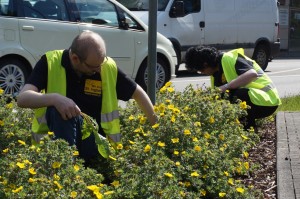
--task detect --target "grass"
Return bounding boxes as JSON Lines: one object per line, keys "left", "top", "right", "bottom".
{"left": 277, "top": 95, "right": 300, "bottom": 111}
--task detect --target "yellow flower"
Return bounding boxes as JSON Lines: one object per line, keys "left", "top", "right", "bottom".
{"left": 236, "top": 118, "right": 240, "bottom": 124}
{"left": 158, "top": 104, "right": 165, "bottom": 113}
{"left": 116, "top": 143, "right": 123, "bottom": 150}
{"left": 159, "top": 86, "right": 167, "bottom": 93}
{"left": 144, "top": 144, "right": 151, "bottom": 152}
{"left": 194, "top": 121, "right": 201, "bottom": 127}
{"left": 70, "top": 191, "right": 77, "bottom": 198}
{"left": 152, "top": 123, "right": 159, "bottom": 129}
{"left": 87, "top": 185, "right": 99, "bottom": 192}
{"left": 47, "top": 131, "right": 54, "bottom": 136}
{"left": 94, "top": 191, "right": 103, "bottom": 199}
{"left": 52, "top": 162, "right": 62, "bottom": 169}
{"left": 204, "top": 132, "right": 210, "bottom": 139}
{"left": 12, "top": 186, "right": 23, "bottom": 193}
{"left": 157, "top": 141, "right": 165, "bottom": 147}
{"left": 167, "top": 87, "right": 175, "bottom": 92}
{"left": 184, "top": 181, "right": 191, "bottom": 187}
{"left": 200, "top": 189, "right": 206, "bottom": 196}
{"left": 174, "top": 150, "right": 179, "bottom": 155}
{"left": 175, "top": 161, "right": 180, "bottom": 166}
{"left": 191, "top": 171, "right": 199, "bottom": 177}
{"left": 23, "top": 160, "right": 32, "bottom": 165}
{"left": 219, "top": 192, "right": 226, "bottom": 197}
{"left": 240, "top": 101, "right": 247, "bottom": 109}
{"left": 54, "top": 181, "right": 63, "bottom": 189}
{"left": 18, "top": 140, "right": 26, "bottom": 145}
{"left": 29, "top": 168, "right": 36, "bottom": 175}
{"left": 219, "top": 134, "right": 225, "bottom": 140}
{"left": 28, "top": 178, "right": 36, "bottom": 183}
{"left": 0, "top": 88, "right": 3, "bottom": 95}
{"left": 2, "top": 148, "right": 9, "bottom": 153}
{"left": 192, "top": 137, "right": 199, "bottom": 142}
{"left": 139, "top": 116, "right": 146, "bottom": 124}
{"left": 180, "top": 191, "right": 185, "bottom": 197}
{"left": 243, "top": 151, "right": 249, "bottom": 158}
{"left": 53, "top": 174, "right": 60, "bottom": 180}
{"left": 6, "top": 103, "right": 13, "bottom": 109}
{"left": 128, "top": 115, "right": 135, "bottom": 120}
{"left": 228, "top": 178, "right": 234, "bottom": 185}
{"left": 209, "top": 116, "right": 215, "bottom": 123}
{"left": 0, "top": 120, "right": 4, "bottom": 126}
{"left": 111, "top": 180, "right": 120, "bottom": 187}
{"left": 171, "top": 138, "right": 179, "bottom": 143}
{"left": 164, "top": 172, "right": 173, "bottom": 178}
{"left": 224, "top": 171, "right": 229, "bottom": 176}
{"left": 244, "top": 162, "right": 250, "bottom": 170}
{"left": 74, "top": 165, "right": 80, "bottom": 172}
{"left": 171, "top": 115, "right": 176, "bottom": 123}
{"left": 165, "top": 81, "right": 172, "bottom": 87}
{"left": 104, "top": 191, "right": 114, "bottom": 195}
{"left": 236, "top": 187, "right": 245, "bottom": 194}
{"left": 183, "top": 129, "right": 191, "bottom": 135}
{"left": 73, "top": 151, "right": 79, "bottom": 156}
{"left": 16, "top": 162, "right": 26, "bottom": 169}
{"left": 128, "top": 140, "right": 135, "bottom": 145}
{"left": 194, "top": 145, "right": 201, "bottom": 152}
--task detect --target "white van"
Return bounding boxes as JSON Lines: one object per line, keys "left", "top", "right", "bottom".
{"left": 119, "top": 0, "right": 280, "bottom": 71}
{"left": 0, "top": 0, "right": 177, "bottom": 95}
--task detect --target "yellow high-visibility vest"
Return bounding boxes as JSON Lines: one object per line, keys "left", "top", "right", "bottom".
{"left": 31, "top": 50, "right": 121, "bottom": 147}
{"left": 211, "top": 48, "right": 281, "bottom": 106}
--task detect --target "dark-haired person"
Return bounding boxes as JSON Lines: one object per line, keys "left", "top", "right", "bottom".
{"left": 185, "top": 46, "right": 281, "bottom": 130}
{"left": 17, "top": 31, "right": 157, "bottom": 162}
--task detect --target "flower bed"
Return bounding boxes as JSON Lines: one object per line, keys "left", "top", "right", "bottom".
{"left": 0, "top": 83, "right": 263, "bottom": 198}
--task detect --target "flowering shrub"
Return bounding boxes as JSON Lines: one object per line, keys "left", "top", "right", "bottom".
{"left": 0, "top": 83, "right": 263, "bottom": 198}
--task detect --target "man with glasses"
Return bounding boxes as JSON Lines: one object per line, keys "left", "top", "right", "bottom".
{"left": 17, "top": 31, "right": 157, "bottom": 163}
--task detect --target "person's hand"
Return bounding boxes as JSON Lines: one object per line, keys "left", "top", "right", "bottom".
{"left": 219, "top": 84, "right": 228, "bottom": 93}
{"left": 53, "top": 94, "right": 81, "bottom": 120}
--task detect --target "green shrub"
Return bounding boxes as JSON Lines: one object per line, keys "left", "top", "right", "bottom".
{"left": 0, "top": 83, "right": 263, "bottom": 198}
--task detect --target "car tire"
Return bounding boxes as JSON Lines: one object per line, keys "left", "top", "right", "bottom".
{"left": 136, "top": 57, "right": 170, "bottom": 91}
{"left": 253, "top": 44, "right": 269, "bottom": 71}
{"left": 0, "top": 58, "right": 29, "bottom": 96}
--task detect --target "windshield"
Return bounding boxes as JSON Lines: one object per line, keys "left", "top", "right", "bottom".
{"left": 117, "top": 0, "right": 170, "bottom": 11}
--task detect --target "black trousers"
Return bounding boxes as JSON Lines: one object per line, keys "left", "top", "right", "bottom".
{"left": 229, "top": 88, "right": 278, "bottom": 130}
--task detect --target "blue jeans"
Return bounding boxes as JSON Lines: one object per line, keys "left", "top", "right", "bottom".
{"left": 46, "top": 106, "right": 99, "bottom": 160}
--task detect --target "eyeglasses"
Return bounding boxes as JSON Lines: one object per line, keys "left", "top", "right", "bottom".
{"left": 82, "top": 56, "right": 108, "bottom": 69}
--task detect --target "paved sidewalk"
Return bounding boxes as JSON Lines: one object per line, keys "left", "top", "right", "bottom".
{"left": 277, "top": 111, "right": 300, "bottom": 199}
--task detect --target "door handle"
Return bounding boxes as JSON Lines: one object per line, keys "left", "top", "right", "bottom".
{"left": 22, "top": 26, "right": 34, "bottom": 31}
{"left": 199, "top": 21, "right": 205, "bottom": 28}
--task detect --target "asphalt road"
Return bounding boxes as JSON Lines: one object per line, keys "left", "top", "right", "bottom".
{"left": 173, "top": 58, "right": 300, "bottom": 98}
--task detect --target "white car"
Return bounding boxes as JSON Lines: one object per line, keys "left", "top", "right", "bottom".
{"left": 0, "top": 0, "right": 177, "bottom": 95}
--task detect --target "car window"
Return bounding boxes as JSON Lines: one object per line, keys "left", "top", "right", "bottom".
{"left": 22, "top": 0, "right": 69, "bottom": 21}
{"left": 75, "top": 0, "right": 119, "bottom": 27}
{"left": 0, "top": 0, "right": 16, "bottom": 16}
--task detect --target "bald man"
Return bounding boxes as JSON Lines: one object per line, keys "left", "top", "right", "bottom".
{"left": 17, "top": 31, "right": 156, "bottom": 161}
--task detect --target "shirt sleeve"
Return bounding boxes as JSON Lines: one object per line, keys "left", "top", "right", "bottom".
{"left": 26, "top": 55, "right": 48, "bottom": 92}
{"left": 235, "top": 54, "right": 254, "bottom": 76}
{"left": 116, "top": 68, "right": 137, "bottom": 101}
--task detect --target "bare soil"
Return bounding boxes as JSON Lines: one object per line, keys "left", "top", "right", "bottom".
{"left": 243, "top": 120, "right": 277, "bottom": 199}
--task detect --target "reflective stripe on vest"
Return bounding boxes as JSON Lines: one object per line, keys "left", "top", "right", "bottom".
{"left": 220, "top": 48, "right": 281, "bottom": 106}
{"left": 32, "top": 50, "right": 66, "bottom": 134}
{"left": 100, "top": 57, "right": 121, "bottom": 142}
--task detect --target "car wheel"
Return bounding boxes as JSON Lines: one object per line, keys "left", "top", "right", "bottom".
{"left": 136, "top": 57, "right": 170, "bottom": 91}
{"left": 0, "top": 59, "right": 29, "bottom": 96}
{"left": 253, "top": 44, "right": 269, "bottom": 71}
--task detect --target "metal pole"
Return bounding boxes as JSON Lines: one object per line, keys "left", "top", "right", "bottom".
{"left": 147, "top": 0, "right": 157, "bottom": 104}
